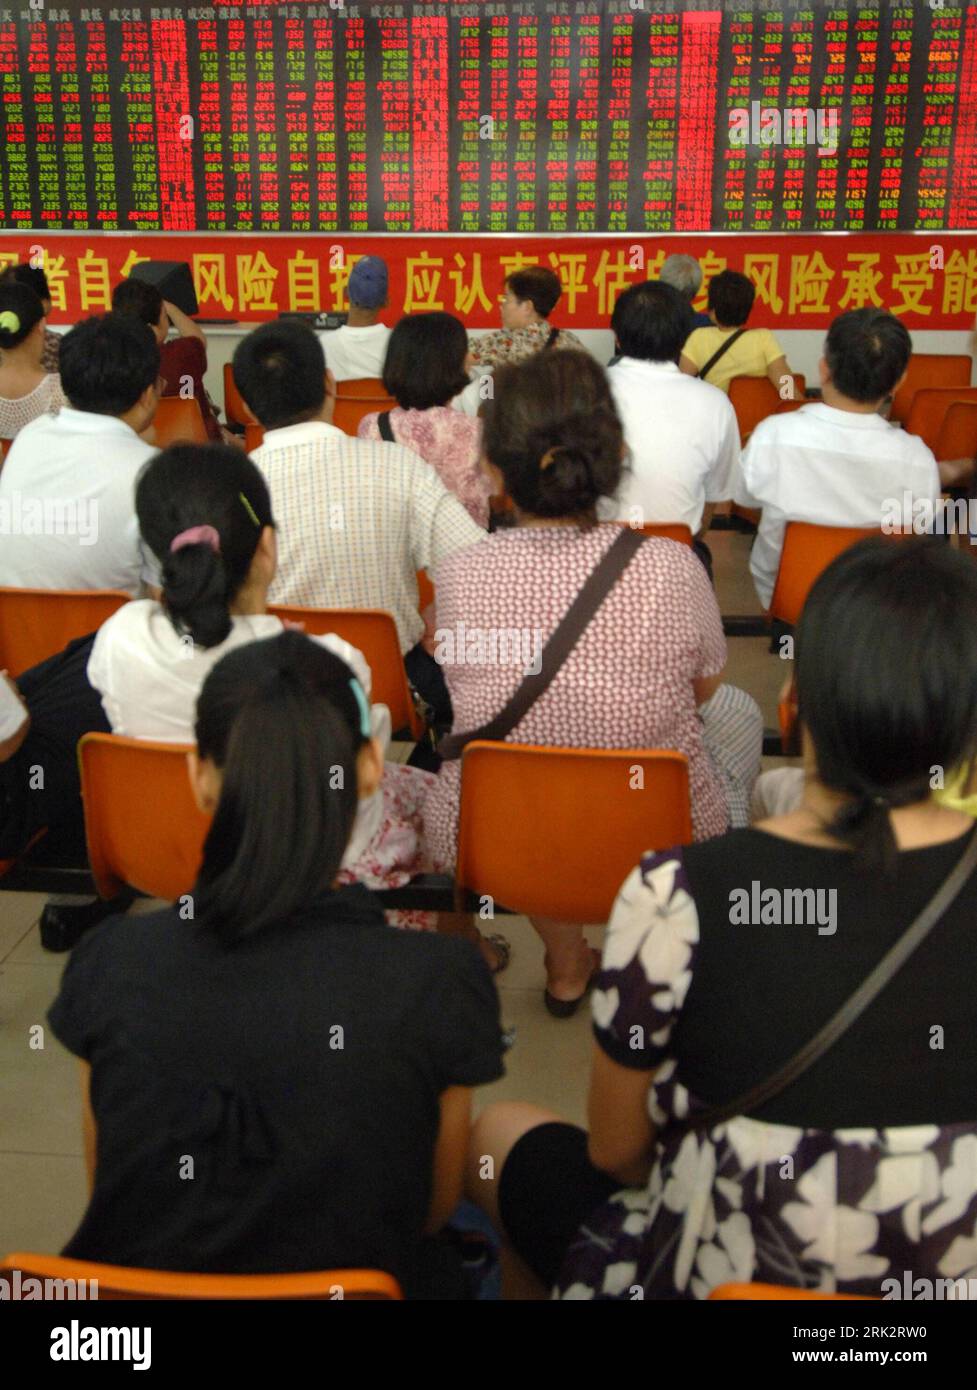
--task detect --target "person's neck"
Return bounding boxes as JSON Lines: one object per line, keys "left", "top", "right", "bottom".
{"left": 819, "top": 384, "right": 884, "bottom": 415}
{"left": 764, "top": 773, "right": 973, "bottom": 851}
{"left": 229, "top": 583, "right": 268, "bottom": 618}
{"left": 347, "top": 307, "right": 380, "bottom": 328}
{"left": 513, "top": 509, "right": 586, "bottom": 529}
{"left": 0, "top": 347, "right": 43, "bottom": 379}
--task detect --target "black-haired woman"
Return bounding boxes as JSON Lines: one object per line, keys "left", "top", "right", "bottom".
{"left": 49, "top": 631, "right": 505, "bottom": 1296}
{"left": 470, "top": 537, "right": 977, "bottom": 1299}
{"left": 358, "top": 312, "right": 492, "bottom": 527}
{"left": 0, "top": 280, "right": 65, "bottom": 438}
{"left": 424, "top": 350, "right": 762, "bottom": 1009}
{"left": 87, "top": 444, "right": 436, "bottom": 920}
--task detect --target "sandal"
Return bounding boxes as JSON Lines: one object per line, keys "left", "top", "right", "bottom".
{"left": 479, "top": 932, "right": 512, "bottom": 976}
{"left": 543, "top": 947, "right": 601, "bottom": 1019}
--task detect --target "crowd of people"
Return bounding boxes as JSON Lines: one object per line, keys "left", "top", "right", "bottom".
{"left": 1, "top": 250, "right": 975, "bottom": 1301}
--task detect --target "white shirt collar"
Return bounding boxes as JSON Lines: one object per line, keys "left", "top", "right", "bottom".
{"left": 260, "top": 417, "right": 345, "bottom": 450}
{"left": 615, "top": 357, "right": 682, "bottom": 376}
{"left": 55, "top": 406, "right": 142, "bottom": 438}
{"left": 804, "top": 401, "right": 892, "bottom": 430}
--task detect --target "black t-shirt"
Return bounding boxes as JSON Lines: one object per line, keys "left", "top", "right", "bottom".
{"left": 48, "top": 884, "right": 504, "bottom": 1293}
{"left": 672, "top": 827, "right": 977, "bottom": 1129}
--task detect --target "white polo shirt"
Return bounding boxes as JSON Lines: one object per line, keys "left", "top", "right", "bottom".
{"left": 735, "top": 402, "right": 942, "bottom": 608}
{"left": 251, "top": 419, "right": 483, "bottom": 652}
{"left": 318, "top": 323, "right": 391, "bottom": 383}
{"left": 600, "top": 357, "right": 740, "bottom": 532}
{"left": 0, "top": 407, "right": 156, "bottom": 595}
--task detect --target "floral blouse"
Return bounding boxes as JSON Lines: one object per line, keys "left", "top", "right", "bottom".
{"left": 558, "top": 843, "right": 977, "bottom": 1299}
{"left": 468, "top": 319, "right": 587, "bottom": 369}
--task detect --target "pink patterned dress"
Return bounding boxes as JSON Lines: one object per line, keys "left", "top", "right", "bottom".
{"left": 423, "top": 524, "right": 729, "bottom": 869}
{"left": 358, "top": 406, "right": 491, "bottom": 528}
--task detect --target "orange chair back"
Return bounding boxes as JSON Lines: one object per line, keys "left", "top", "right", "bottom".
{"left": 614, "top": 522, "right": 693, "bottom": 547}
{"left": 244, "top": 422, "right": 265, "bottom": 452}
{"left": 79, "top": 734, "right": 210, "bottom": 902}
{"left": 728, "top": 373, "right": 806, "bottom": 445}
{"left": 267, "top": 605, "right": 423, "bottom": 738}
{"left": 333, "top": 378, "right": 396, "bottom": 436}
{"left": 709, "top": 1282, "right": 873, "bottom": 1301}
{"left": 455, "top": 742, "right": 692, "bottom": 921}
{"left": 0, "top": 437, "right": 11, "bottom": 463}
{"left": 0, "top": 587, "right": 130, "bottom": 678}
{"left": 768, "top": 522, "right": 884, "bottom": 627}
{"left": 153, "top": 395, "right": 209, "bottom": 446}
{"left": 1, "top": 1253, "right": 401, "bottom": 1301}
{"left": 935, "top": 399, "right": 977, "bottom": 463}
{"left": 890, "top": 352, "right": 972, "bottom": 425}
{"left": 223, "top": 361, "right": 255, "bottom": 428}
{"left": 904, "top": 386, "right": 977, "bottom": 456}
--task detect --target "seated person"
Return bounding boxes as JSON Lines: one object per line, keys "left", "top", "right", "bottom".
{"left": 471, "top": 536, "right": 977, "bottom": 1299}
{"left": 680, "top": 269, "right": 791, "bottom": 395}
{"left": 358, "top": 312, "right": 492, "bottom": 528}
{"left": 234, "top": 319, "right": 483, "bottom": 727}
{"left": 111, "top": 277, "right": 223, "bottom": 442}
{"left": 468, "top": 266, "right": 586, "bottom": 370}
{"left": 599, "top": 281, "right": 739, "bottom": 545}
{"left": 735, "top": 307, "right": 941, "bottom": 609}
{"left": 423, "top": 350, "right": 762, "bottom": 1010}
{"left": 0, "top": 312, "right": 158, "bottom": 595}
{"left": 0, "top": 280, "right": 65, "bottom": 438}
{"left": 317, "top": 256, "right": 392, "bottom": 382}
{"left": 48, "top": 630, "right": 505, "bottom": 1298}
{"left": 0, "top": 262, "right": 61, "bottom": 371}
{"left": 659, "top": 253, "right": 712, "bottom": 329}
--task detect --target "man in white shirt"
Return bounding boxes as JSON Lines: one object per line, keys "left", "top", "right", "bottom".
{"left": 317, "top": 256, "right": 392, "bottom": 383}
{"left": 0, "top": 313, "right": 159, "bottom": 595}
{"left": 735, "top": 307, "right": 942, "bottom": 609}
{"left": 600, "top": 280, "right": 739, "bottom": 544}
{"left": 233, "top": 318, "right": 483, "bottom": 730}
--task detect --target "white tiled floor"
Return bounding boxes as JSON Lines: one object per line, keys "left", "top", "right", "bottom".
{"left": 0, "top": 531, "right": 794, "bottom": 1257}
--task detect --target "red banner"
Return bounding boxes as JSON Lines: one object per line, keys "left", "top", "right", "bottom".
{"left": 1, "top": 234, "right": 975, "bottom": 331}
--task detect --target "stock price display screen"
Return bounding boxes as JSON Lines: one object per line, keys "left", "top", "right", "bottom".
{"left": 1, "top": 0, "right": 976, "bottom": 233}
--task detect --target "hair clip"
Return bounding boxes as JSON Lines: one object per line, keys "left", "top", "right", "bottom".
{"left": 239, "top": 492, "right": 261, "bottom": 527}
{"left": 539, "top": 447, "right": 559, "bottom": 471}
{"left": 0, "top": 309, "right": 21, "bottom": 334}
{"left": 348, "top": 677, "right": 372, "bottom": 739}
{"left": 170, "top": 524, "right": 221, "bottom": 555}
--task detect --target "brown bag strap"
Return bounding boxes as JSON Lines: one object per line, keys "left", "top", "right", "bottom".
{"left": 377, "top": 411, "right": 395, "bottom": 443}
{"left": 672, "top": 825, "right": 977, "bottom": 1138}
{"left": 696, "top": 327, "right": 747, "bottom": 382}
{"left": 438, "top": 526, "right": 645, "bottom": 761}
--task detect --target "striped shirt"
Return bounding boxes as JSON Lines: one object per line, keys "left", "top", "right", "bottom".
{"left": 251, "top": 419, "right": 484, "bottom": 652}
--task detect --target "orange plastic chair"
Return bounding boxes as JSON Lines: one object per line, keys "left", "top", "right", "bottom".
{"left": 768, "top": 522, "right": 885, "bottom": 627}
{"left": 333, "top": 378, "right": 396, "bottom": 437}
{"left": 935, "top": 399, "right": 977, "bottom": 463}
{"left": 455, "top": 743, "right": 692, "bottom": 921}
{"left": 0, "top": 437, "right": 12, "bottom": 463}
{"left": 614, "top": 521, "right": 693, "bottom": 547}
{"left": 710, "top": 1282, "right": 873, "bottom": 1301}
{"left": 266, "top": 605, "right": 424, "bottom": 738}
{"left": 153, "top": 395, "right": 209, "bottom": 446}
{"left": 728, "top": 373, "right": 806, "bottom": 445}
{"left": 244, "top": 422, "right": 265, "bottom": 452}
{"left": 223, "top": 361, "right": 255, "bottom": 428}
{"left": 903, "top": 386, "right": 977, "bottom": 456}
{"left": 890, "top": 352, "right": 972, "bottom": 425}
{"left": 0, "top": 587, "right": 130, "bottom": 677}
{"left": 1, "top": 1252, "right": 401, "bottom": 1301}
{"left": 79, "top": 734, "right": 211, "bottom": 902}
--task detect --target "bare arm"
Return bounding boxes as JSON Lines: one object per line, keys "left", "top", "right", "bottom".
{"left": 80, "top": 1061, "right": 96, "bottom": 1193}
{"left": 765, "top": 356, "right": 793, "bottom": 396}
{"left": 693, "top": 669, "right": 724, "bottom": 706}
{"left": 163, "top": 300, "right": 206, "bottom": 347}
{"left": 679, "top": 353, "right": 699, "bottom": 377}
{"left": 424, "top": 1085, "right": 472, "bottom": 1235}
{"left": 587, "top": 1045, "right": 657, "bottom": 1187}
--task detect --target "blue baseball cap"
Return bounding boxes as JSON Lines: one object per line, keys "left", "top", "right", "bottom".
{"left": 348, "top": 256, "right": 388, "bottom": 309}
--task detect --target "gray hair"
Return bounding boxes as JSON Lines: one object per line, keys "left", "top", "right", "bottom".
{"left": 659, "top": 254, "right": 703, "bottom": 303}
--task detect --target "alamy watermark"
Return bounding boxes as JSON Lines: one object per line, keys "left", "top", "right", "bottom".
{"left": 882, "top": 492, "right": 977, "bottom": 539}
{"left": 433, "top": 624, "right": 543, "bottom": 676}
{"left": 728, "top": 101, "right": 839, "bottom": 151}
{"left": 0, "top": 493, "right": 98, "bottom": 545}
{"left": 729, "top": 883, "right": 837, "bottom": 936}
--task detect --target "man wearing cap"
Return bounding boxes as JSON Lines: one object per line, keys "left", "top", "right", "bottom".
{"left": 319, "top": 256, "right": 392, "bottom": 382}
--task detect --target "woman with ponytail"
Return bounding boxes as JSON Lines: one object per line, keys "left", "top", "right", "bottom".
{"left": 0, "top": 280, "right": 65, "bottom": 438}
{"left": 423, "top": 350, "right": 762, "bottom": 1013}
{"left": 469, "top": 536, "right": 977, "bottom": 1301}
{"left": 87, "top": 443, "right": 439, "bottom": 914}
{"left": 49, "top": 632, "right": 505, "bottom": 1295}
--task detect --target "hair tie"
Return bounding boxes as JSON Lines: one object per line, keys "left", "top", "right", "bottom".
{"left": 170, "top": 525, "right": 221, "bottom": 555}
{"left": 0, "top": 309, "right": 20, "bottom": 334}
{"left": 348, "top": 677, "right": 372, "bottom": 738}
{"left": 239, "top": 492, "right": 260, "bottom": 527}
